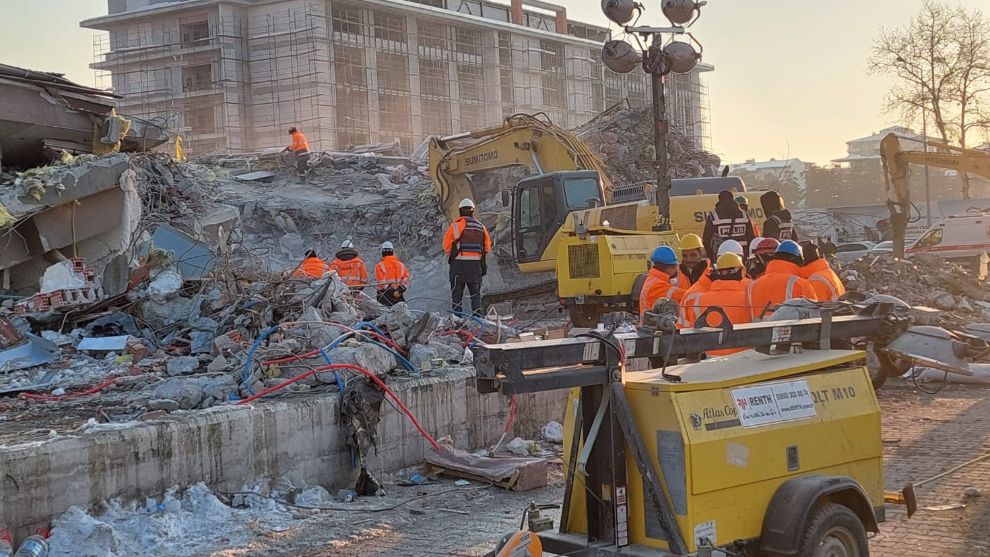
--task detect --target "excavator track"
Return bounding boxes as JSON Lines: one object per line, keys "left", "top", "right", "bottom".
{"left": 483, "top": 278, "right": 558, "bottom": 306}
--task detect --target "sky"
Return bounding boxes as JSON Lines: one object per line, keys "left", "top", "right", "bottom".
{"left": 1, "top": 0, "right": 986, "bottom": 165}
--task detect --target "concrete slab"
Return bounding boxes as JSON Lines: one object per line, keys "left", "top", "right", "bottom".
{"left": 0, "top": 368, "right": 566, "bottom": 538}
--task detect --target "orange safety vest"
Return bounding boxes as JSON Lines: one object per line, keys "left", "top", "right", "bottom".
{"left": 290, "top": 131, "right": 310, "bottom": 153}
{"left": 294, "top": 256, "right": 329, "bottom": 279}
{"left": 684, "top": 279, "right": 753, "bottom": 356}
{"left": 746, "top": 260, "right": 819, "bottom": 320}
{"left": 329, "top": 257, "right": 368, "bottom": 288}
{"left": 443, "top": 216, "right": 492, "bottom": 261}
{"left": 375, "top": 255, "right": 410, "bottom": 290}
{"left": 800, "top": 259, "right": 846, "bottom": 302}
{"left": 639, "top": 268, "right": 684, "bottom": 319}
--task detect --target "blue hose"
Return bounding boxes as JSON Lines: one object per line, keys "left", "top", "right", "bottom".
{"left": 242, "top": 325, "right": 280, "bottom": 395}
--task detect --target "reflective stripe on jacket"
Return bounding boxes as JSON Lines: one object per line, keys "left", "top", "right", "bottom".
{"left": 330, "top": 257, "right": 369, "bottom": 287}
{"left": 639, "top": 268, "right": 684, "bottom": 319}
{"left": 687, "top": 279, "right": 753, "bottom": 356}
{"left": 800, "top": 259, "right": 846, "bottom": 302}
{"left": 746, "top": 259, "right": 818, "bottom": 320}
{"left": 375, "top": 255, "right": 410, "bottom": 290}
{"left": 443, "top": 216, "right": 492, "bottom": 261}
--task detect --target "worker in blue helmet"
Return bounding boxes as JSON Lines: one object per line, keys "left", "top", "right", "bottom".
{"left": 746, "top": 240, "right": 819, "bottom": 320}
{"left": 639, "top": 245, "right": 685, "bottom": 320}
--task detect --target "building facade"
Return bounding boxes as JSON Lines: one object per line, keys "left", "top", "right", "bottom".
{"left": 82, "top": 0, "right": 713, "bottom": 156}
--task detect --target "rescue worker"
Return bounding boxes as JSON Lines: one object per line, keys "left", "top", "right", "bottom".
{"left": 283, "top": 126, "right": 310, "bottom": 182}
{"left": 293, "top": 249, "right": 329, "bottom": 279}
{"left": 746, "top": 237, "right": 780, "bottom": 279}
{"left": 442, "top": 198, "right": 492, "bottom": 315}
{"left": 760, "top": 191, "right": 798, "bottom": 241}
{"left": 735, "top": 195, "right": 761, "bottom": 236}
{"left": 374, "top": 241, "right": 410, "bottom": 306}
{"left": 799, "top": 241, "right": 846, "bottom": 302}
{"left": 328, "top": 240, "right": 368, "bottom": 289}
{"left": 703, "top": 190, "right": 757, "bottom": 261}
{"left": 677, "top": 233, "right": 710, "bottom": 290}
{"left": 746, "top": 240, "right": 818, "bottom": 320}
{"left": 639, "top": 246, "right": 684, "bottom": 320}
{"left": 684, "top": 252, "right": 753, "bottom": 356}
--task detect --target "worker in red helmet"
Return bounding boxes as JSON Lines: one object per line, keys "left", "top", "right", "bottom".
{"left": 283, "top": 126, "right": 311, "bottom": 182}
{"left": 746, "top": 237, "right": 780, "bottom": 279}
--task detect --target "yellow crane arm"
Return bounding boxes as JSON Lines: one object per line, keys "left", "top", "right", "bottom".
{"left": 428, "top": 114, "right": 612, "bottom": 221}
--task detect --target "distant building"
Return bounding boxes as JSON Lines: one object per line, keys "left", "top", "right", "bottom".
{"left": 728, "top": 158, "right": 807, "bottom": 205}
{"left": 81, "top": 0, "right": 714, "bottom": 156}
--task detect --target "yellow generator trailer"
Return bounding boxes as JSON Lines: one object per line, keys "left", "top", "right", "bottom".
{"left": 474, "top": 303, "right": 940, "bottom": 557}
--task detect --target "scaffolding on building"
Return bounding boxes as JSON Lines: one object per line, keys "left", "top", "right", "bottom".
{"left": 91, "top": 0, "right": 711, "bottom": 156}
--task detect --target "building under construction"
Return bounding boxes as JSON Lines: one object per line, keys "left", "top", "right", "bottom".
{"left": 82, "top": 0, "right": 713, "bottom": 156}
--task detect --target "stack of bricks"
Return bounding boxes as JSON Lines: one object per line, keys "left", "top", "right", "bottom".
{"left": 14, "top": 258, "right": 104, "bottom": 314}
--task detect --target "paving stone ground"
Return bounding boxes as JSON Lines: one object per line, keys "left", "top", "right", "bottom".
{"left": 216, "top": 379, "right": 990, "bottom": 556}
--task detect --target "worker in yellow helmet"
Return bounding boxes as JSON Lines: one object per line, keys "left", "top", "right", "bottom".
{"left": 677, "top": 233, "right": 710, "bottom": 290}
{"left": 682, "top": 252, "right": 753, "bottom": 356}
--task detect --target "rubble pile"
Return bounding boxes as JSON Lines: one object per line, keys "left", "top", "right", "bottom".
{"left": 574, "top": 104, "right": 722, "bottom": 185}
{"left": 838, "top": 253, "right": 990, "bottom": 323}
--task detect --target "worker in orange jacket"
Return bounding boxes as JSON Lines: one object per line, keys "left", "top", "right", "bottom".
{"left": 679, "top": 239, "right": 744, "bottom": 325}
{"left": 375, "top": 241, "right": 410, "bottom": 306}
{"left": 293, "top": 249, "right": 329, "bottom": 279}
{"left": 639, "top": 246, "right": 685, "bottom": 321}
{"left": 328, "top": 240, "right": 368, "bottom": 289}
{"left": 283, "top": 126, "right": 311, "bottom": 182}
{"left": 683, "top": 252, "right": 753, "bottom": 356}
{"left": 746, "top": 240, "right": 819, "bottom": 320}
{"left": 442, "top": 198, "right": 492, "bottom": 315}
{"left": 799, "top": 241, "right": 846, "bottom": 302}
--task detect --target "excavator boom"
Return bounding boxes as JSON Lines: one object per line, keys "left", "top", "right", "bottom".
{"left": 880, "top": 132, "right": 990, "bottom": 257}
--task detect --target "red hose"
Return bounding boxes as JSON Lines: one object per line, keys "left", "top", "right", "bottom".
{"left": 20, "top": 376, "right": 124, "bottom": 401}
{"left": 504, "top": 396, "right": 517, "bottom": 434}
{"left": 237, "top": 363, "right": 440, "bottom": 451}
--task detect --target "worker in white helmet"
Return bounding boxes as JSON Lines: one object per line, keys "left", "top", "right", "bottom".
{"left": 328, "top": 239, "right": 368, "bottom": 289}
{"left": 442, "top": 198, "right": 492, "bottom": 315}
{"left": 374, "top": 241, "right": 410, "bottom": 306}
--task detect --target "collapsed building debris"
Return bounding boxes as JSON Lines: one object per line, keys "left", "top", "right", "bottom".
{"left": 574, "top": 102, "right": 723, "bottom": 186}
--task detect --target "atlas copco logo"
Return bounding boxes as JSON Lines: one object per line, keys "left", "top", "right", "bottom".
{"left": 736, "top": 398, "right": 748, "bottom": 410}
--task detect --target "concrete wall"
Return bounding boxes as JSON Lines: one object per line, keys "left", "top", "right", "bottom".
{"left": 0, "top": 369, "right": 566, "bottom": 537}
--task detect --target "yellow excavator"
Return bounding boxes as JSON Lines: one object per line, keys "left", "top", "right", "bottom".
{"left": 429, "top": 113, "right": 762, "bottom": 326}
{"left": 880, "top": 132, "right": 990, "bottom": 258}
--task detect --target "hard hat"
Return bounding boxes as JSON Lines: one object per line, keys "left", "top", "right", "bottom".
{"left": 735, "top": 195, "right": 748, "bottom": 206}
{"left": 716, "top": 252, "right": 744, "bottom": 270}
{"left": 650, "top": 246, "right": 679, "bottom": 265}
{"left": 755, "top": 237, "right": 781, "bottom": 254}
{"left": 459, "top": 198, "right": 476, "bottom": 209}
{"left": 749, "top": 237, "right": 765, "bottom": 256}
{"left": 716, "top": 239, "right": 744, "bottom": 258}
{"left": 679, "top": 233, "right": 703, "bottom": 251}
{"left": 776, "top": 240, "right": 803, "bottom": 258}
{"left": 381, "top": 241, "right": 395, "bottom": 251}
{"left": 650, "top": 246, "right": 677, "bottom": 265}
{"left": 341, "top": 240, "right": 354, "bottom": 249}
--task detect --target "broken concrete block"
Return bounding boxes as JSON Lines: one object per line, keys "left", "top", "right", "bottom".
{"left": 141, "top": 295, "right": 201, "bottom": 329}
{"left": 189, "top": 331, "right": 213, "bottom": 354}
{"left": 408, "top": 344, "right": 440, "bottom": 370}
{"left": 207, "top": 354, "right": 232, "bottom": 373}
{"left": 151, "top": 378, "right": 203, "bottom": 409}
{"left": 317, "top": 343, "right": 396, "bottom": 382}
{"left": 277, "top": 232, "right": 305, "bottom": 256}
{"left": 926, "top": 289, "right": 956, "bottom": 310}
{"left": 201, "top": 375, "right": 237, "bottom": 404}
{"left": 148, "top": 270, "right": 182, "bottom": 303}
{"left": 166, "top": 356, "right": 200, "bottom": 376}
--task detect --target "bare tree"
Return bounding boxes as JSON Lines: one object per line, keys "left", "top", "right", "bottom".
{"left": 870, "top": 0, "right": 990, "bottom": 198}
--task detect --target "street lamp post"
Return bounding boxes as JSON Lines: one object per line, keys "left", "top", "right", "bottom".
{"left": 601, "top": 0, "right": 706, "bottom": 231}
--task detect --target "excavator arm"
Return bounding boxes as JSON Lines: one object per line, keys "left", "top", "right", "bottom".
{"left": 428, "top": 114, "right": 612, "bottom": 222}
{"left": 880, "top": 132, "right": 990, "bottom": 257}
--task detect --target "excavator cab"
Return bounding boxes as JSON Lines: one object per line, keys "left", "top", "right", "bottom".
{"left": 512, "top": 170, "right": 605, "bottom": 264}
